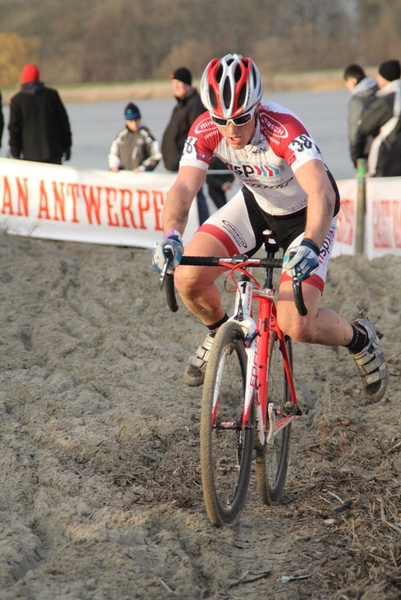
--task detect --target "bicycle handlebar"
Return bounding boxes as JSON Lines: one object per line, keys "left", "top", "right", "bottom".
{"left": 163, "top": 254, "right": 308, "bottom": 316}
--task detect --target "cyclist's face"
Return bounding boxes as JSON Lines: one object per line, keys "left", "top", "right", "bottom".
{"left": 214, "top": 115, "right": 256, "bottom": 149}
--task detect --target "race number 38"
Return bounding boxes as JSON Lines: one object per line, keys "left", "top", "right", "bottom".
{"left": 289, "top": 134, "right": 314, "bottom": 153}
{"left": 184, "top": 136, "right": 198, "bottom": 159}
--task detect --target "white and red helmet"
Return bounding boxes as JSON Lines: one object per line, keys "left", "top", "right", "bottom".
{"left": 200, "top": 54, "right": 263, "bottom": 119}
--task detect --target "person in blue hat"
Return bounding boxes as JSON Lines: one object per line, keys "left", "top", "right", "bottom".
{"left": 108, "top": 102, "right": 161, "bottom": 172}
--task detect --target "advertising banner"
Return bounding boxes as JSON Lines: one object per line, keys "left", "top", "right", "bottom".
{"left": 0, "top": 158, "right": 199, "bottom": 247}
{"left": 365, "top": 177, "right": 401, "bottom": 259}
{"left": 0, "top": 158, "right": 400, "bottom": 258}
{"left": 333, "top": 179, "right": 356, "bottom": 257}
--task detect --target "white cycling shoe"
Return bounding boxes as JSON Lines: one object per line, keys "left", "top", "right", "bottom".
{"left": 183, "top": 332, "right": 215, "bottom": 387}
{"left": 350, "top": 318, "right": 389, "bottom": 403}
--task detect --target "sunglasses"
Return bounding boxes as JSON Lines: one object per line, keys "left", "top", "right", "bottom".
{"left": 211, "top": 108, "right": 255, "bottom": 128}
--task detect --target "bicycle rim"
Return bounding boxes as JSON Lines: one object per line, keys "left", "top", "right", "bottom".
{"left": 256, "top": 332, "right": 292, "bottom": 505}
{"left": 200, "top": 321, "right": 254, "bottom": 527}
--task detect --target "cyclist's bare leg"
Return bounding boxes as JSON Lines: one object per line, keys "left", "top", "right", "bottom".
{"left": 277, "top": 280, "right": 353, "bottom": 346}
{"left": 175, "top": 232, "right": 231, "bottom": 387}
{"left": 277, "top": 279, "right": 388, "bottom": 401}
{"left": 174, "top": 232, "right": 227, "bottom": 326}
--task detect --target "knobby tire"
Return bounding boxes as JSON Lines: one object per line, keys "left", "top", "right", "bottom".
{"left": 200, "top": 321, "right": 254, "bottom": 527}
{"left": 255, "top": 332, "right": 292, "bottom": 505}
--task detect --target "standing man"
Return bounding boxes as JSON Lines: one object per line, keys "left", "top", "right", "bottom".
{"left": 108, "top": 102, "right": 161, "bottom": 172}
{"left": 358, "top": 59, "right": 401, "bottom": 177}
{"left": 152, "top": 54, "right": 388, "bottom": 403}
{"left": 343, "top": 63, "right": 378, "bottom": 167}
{"left": 8, "top": 64, "right": 72, "bottom": 164}
{"left": 161, "top": 67, "right": 209, "bottom": 224}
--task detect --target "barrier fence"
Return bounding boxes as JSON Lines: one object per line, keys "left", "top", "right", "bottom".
{"left": 0, "top": 157, "right": 400, "bottom": 259}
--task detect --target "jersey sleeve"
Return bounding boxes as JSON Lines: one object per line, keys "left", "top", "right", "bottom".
{"left": 179, "top": 114, "right": 218, "bottom": 171}
{"left": 284, "top": 130, "right": 324, "bottom": 172}
{"left": 261, "top": 104, "right": 324, "bottom": 172}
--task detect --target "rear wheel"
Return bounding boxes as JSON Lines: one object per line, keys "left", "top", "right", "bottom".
{"left": 200, "top": 321, "right": 254, "bottom": 527}
{"left": 256, "top": 332, "right": 292, "bottom": 505}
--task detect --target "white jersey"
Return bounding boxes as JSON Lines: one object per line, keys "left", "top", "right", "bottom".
{"left": 180, "top": 102, "right": 326, "bottom": 216}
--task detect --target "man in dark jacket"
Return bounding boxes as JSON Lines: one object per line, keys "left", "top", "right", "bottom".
{"left": 358, "top": 59, "right": 401, "bottom": 177}
{"left": 206, "top": 157, "right": 235, "bottom": 209}
{"left": 344, "top": 63, "right": 378, "bottom": 167}
{"left": 161, "top": 67, "right": 209, "bottom": 224}
{"left": 8, "top": 64, "right": 72, "bottom": 164}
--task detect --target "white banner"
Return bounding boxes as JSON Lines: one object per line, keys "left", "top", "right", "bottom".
{"left": 333, "top": 179, "right": 356, "bottom": 257}
{"left": 0, "top": 158, "right": 400, "bottom": 258}
{"left": 366, "top": 177, "right": 401, "bottom": 259}
{"left": 0, "top": 158, "right": 199, "bottom": 246}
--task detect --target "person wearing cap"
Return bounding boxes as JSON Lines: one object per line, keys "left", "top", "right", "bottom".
{"left": 108, "top": 102, "right": 161, "bottom": 173}
{"left": 8, "top": 64, "right": 72, "bottom": 164}
{"left": 358, "top": 59, "right": 401, "bottom": 177}
{"left": 161, "top": 66, "right": 209, "bottom": 224}
{"left": 343, "top": 63, "right": 378, "bottom": 167}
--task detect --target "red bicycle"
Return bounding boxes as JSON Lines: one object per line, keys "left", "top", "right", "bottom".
{"left": 163, "top": 232, "right": 304, "bottom": 527}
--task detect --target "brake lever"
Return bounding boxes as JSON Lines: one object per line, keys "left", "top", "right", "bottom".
{"left": 159, "top": 245, "right": 174, "bottom": 290}
{"left": 159, "top": 258, "right": 171, "bottom": 290}
{"left": 293, "top": 277, "right": 308, "bottom": 316}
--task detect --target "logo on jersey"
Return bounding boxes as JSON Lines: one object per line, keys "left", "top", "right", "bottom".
{"left": 259, "top": 112, "right": 288, "bottom": 139}
{"left": 319, "top": 226, "right": 336, "bottom": 262}
{"left": 227, "top": 162, "right": 283, "bottom": 179}
{"left": 194, "top": 116, "right": 215, "bottom": 134}
{"left": 222, "top": 220, "right": 247, "bottom": 248}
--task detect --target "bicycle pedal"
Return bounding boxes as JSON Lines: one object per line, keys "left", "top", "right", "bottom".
{"left": 280, "top": 402, "right": 303, "bottom": 417}
{"left": 377, "top": 331, "right": 384, "bottom": 340}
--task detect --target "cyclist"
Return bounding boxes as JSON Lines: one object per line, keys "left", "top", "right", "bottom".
{"left": 152, "top": 54, "right": 388, "bottom": 403}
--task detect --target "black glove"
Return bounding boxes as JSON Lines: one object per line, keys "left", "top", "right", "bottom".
{"left": 63, "top": 148, "right": 71, "bottom": 161}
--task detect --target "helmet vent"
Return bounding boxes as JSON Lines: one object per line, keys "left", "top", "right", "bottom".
{"left": 238, "top": 83, "right": 247, "bottom": 109}
{"left": 223, "top": 77, "right": 232, "bottom": 109}
{"left": 215, "top": 64, "right": 223, "bottom": 83}
{"left": 234, "top": 64, "right": 242, "bottom": 82}
{"left": 251, "top": 65, "right": 258, "bottom": 87}
{"left": 209, "top": 86, "right": 218, "bottom": 109}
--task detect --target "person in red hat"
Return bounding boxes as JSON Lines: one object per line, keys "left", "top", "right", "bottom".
{"left": 8, "top": 64, "right": 72, "bottom": 164}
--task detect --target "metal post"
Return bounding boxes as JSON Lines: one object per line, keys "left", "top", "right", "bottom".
{"left": 355, "top": 158, "right": 367, "bottom": 254}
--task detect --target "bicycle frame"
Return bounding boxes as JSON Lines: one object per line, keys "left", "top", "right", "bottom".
{"left": 232, "top": 275, "right": 298, "bottom": 448}
{"left": 163, "top": 245, "right": 304, "bottom": 448}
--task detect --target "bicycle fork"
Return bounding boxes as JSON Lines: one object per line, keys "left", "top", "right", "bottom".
{"left": 230, "top": 274, "right": 259, "bottom": 436}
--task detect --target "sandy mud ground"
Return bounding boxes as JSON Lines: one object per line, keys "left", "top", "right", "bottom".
{"left": 0, "top": 232, "right": 400, "bottom": 599}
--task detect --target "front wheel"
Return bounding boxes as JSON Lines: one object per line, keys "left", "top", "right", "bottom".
{"left": 200, "top": 321, "right": 254, "bottom": 527}
{"left": 255, "top": 332, "right": 292, "bottom": 505}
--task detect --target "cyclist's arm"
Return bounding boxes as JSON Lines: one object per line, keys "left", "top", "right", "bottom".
{"left": 163, "top": 165, "right": 206, "bottom": 235}
{"left": 294, "top": 159, "right": 336, "bottom": 248}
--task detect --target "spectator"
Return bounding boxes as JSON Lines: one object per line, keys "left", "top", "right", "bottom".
{"left": 8, "top": 64, "right": 72, "bottom": 164}
{"left": 206, "top": 157, "right": 235, "bottom": 209}
{"left": 108, "top": 102, "right": 161, "bottom": 173}
{"left": 343, "top": 63, "right": 378, "bottom": 167}
{"left": 161, "top": 66, "right": 209, "bottom": 224}
{"left": 358, "top": 59, "right": 401, "bottom": 177}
